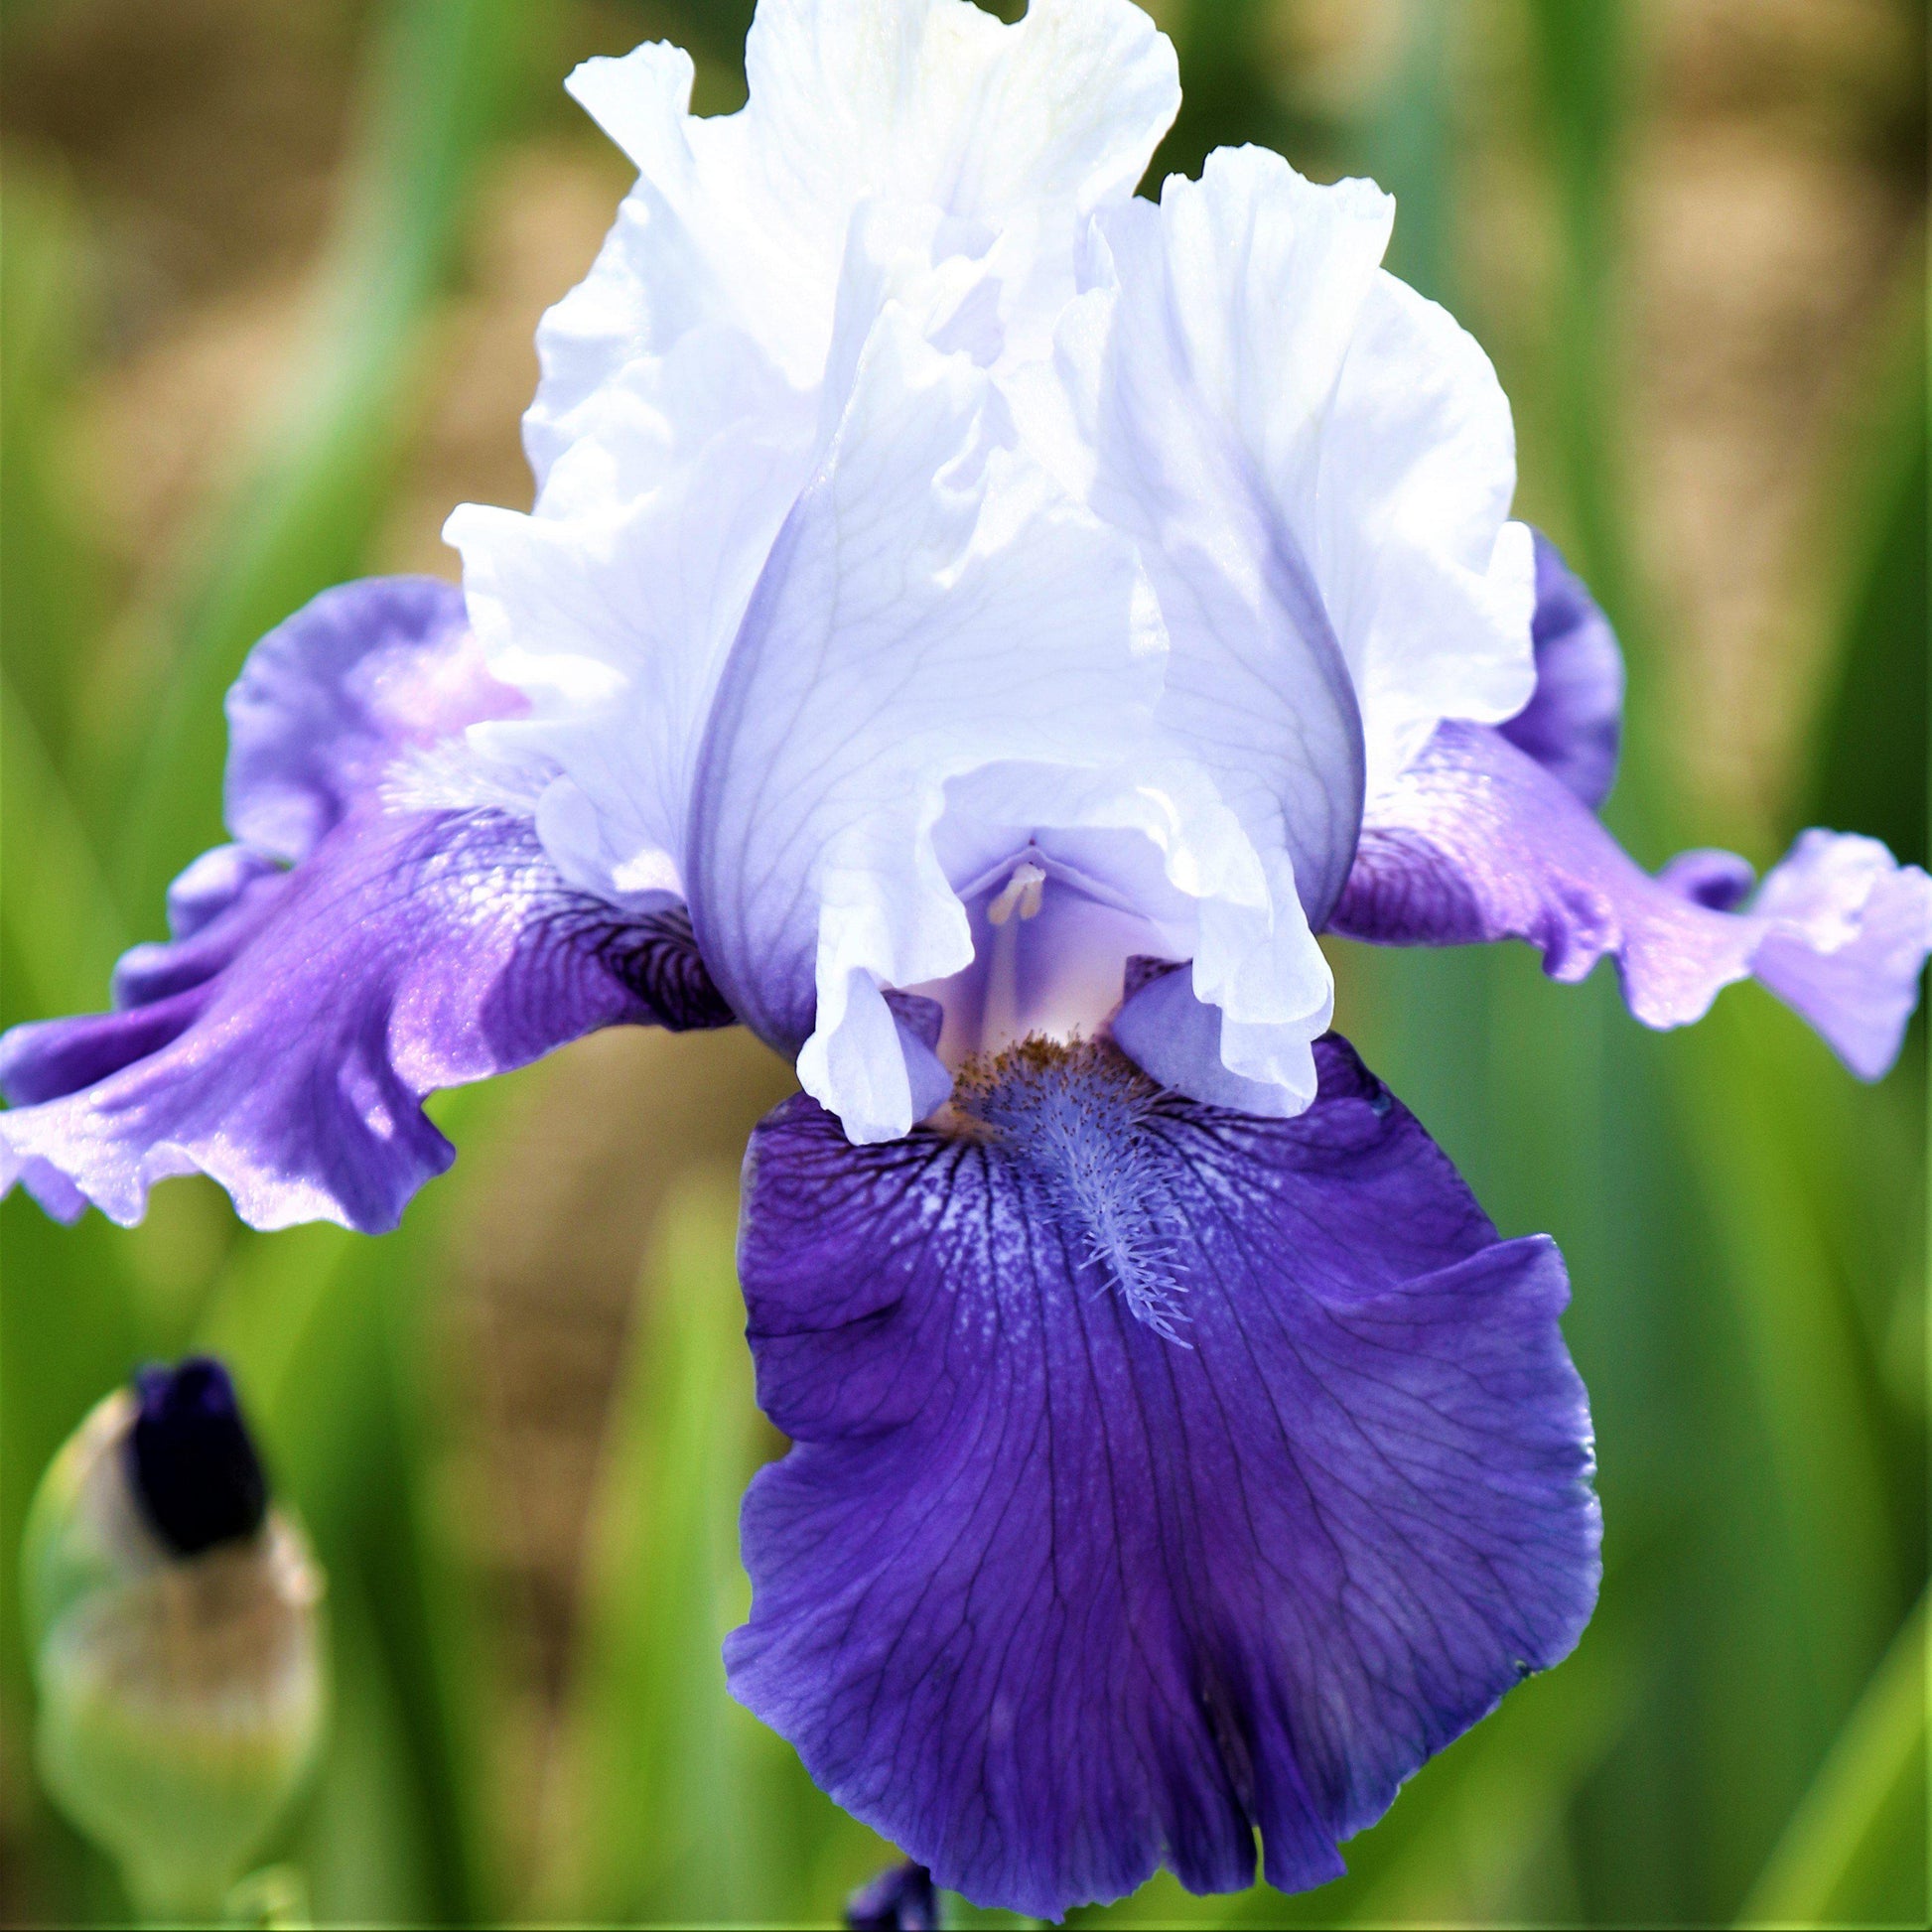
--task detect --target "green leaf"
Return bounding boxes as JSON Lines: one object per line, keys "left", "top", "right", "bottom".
{"left": 291, "top": 1561, "right": 440, "bottom": 1928}
{"left": 1, "top": 675, "right": 127, "bottom": 1023}
{"left": 1524, "top": 0, "right": 1634, "bottom": 626}
{"left": 1737, "top": 1592, "right": 1928, "bottom": 1928}
{"left": 0, "top": 163, "right": 106, "bottom": 774}
{"left": 1361, "top": 0, "right": 1458, "bottom": 306}
{"left": 542, "top": 1171, "right": 887, "bottom": 1925}
{"left": 1800, "top": 263, "right": 1929, "bottom": 871}
{"left": 1145, "top": 0, "right": 1335, "bottom": 195}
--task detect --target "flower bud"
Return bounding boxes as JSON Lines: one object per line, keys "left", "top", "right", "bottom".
{"left": 22, "top": 1358, "right": 325, "bottom": 1919}
{"left": 845, "top": 1861, "right": 939, "bottom": 1931}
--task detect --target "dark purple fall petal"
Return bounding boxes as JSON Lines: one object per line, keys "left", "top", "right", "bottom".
{"left": 1498, "top": 531, "right": 1624, "bottom": 810}
{"left": 1334, "top": 724, "right": 1932, "bottom": 1080}
{"left": 727, "top": 1036, "right": 1600, "bottom": 1919}
{"left": 0, "top": 807, "right": 731, "bottom": 1232}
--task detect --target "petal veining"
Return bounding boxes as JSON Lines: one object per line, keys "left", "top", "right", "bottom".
{"left": 728, "top": 1035, "right": 1600, "bottom": 1916}
{"left": 0, "top": 808, "right": 731, "bottom": 1231}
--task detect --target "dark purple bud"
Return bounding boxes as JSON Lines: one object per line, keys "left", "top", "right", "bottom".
{"left": 125, "top": 1357, "right": 267, "bottom": 1557}
{"left": 845, "top": 1860, "right": 939, "bottom": 1931}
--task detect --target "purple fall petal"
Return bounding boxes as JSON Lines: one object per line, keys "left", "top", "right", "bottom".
{"left": 727, "top": 1035, "right": 1599, "bottom": 1919}
{"left": 1498, "top": 531, "right": 1623, "bottom": 809}
{"left": 223, "top": 575, "right": 515, "bottom": 860}
{"left": 1332, "top": 723, "right": 1932, "bottom": 1079}
{"left": 108, "top": 848, "right": 293, "bottom": 1011}
{"left": 0, "top": 807, "right": 732, "bottom": 1231}
{"left": 2, "top": 574, "right": 737, "bottom": 1231}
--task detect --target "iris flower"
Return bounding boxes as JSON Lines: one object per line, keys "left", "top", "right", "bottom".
{"left": 5, "top": 0, "right": 1926, "bottom": 1915}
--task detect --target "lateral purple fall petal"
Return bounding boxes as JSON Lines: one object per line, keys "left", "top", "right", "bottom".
{"left": 223, "top": 574, "right": 490, "bottom": 860}
{"left": 0, "top": 808, "right": 729, "bottom": 1232}
{"left": 0, "top": 576, "right": 733, "bottom": 1231}
{"left": 726, "top": 1036, "right": 1600, "bottom": 1919}
{"left": 1498, "top": 530, "right": 1624, "bottom": 810}
{"left": 1332, "top": 722, "right": 1932, "bottom": 1080}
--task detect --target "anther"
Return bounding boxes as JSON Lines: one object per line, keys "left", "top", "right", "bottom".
{"left": 986, "top": 859, "right": 1046, "bottom": 926}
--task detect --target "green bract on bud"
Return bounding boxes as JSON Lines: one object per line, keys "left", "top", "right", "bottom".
{"left": 22, "top": 1359, "right": 326, "bottom": 1920}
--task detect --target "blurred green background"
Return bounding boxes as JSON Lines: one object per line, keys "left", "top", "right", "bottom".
{"left": 0, "top": 0, "right": 1924, "bottom": 1924}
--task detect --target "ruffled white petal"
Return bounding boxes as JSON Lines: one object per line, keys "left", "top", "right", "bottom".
{"left": 525, "top": 0, "right": 1179, "bottom": 485}
{"left": 1055, "top": 147, "right": 1385, "bottom": 925}
{"left": 457, "top": 1, "right": 1544, "bottom": 1138}
{"left": 449, "top": 327, "right": 816, "bottom": 901}
{"left": 521, "top": 43, "right": 706, "bottom": 484}
{"left": 737, "top": 0, "right": 1178, "bottom": 270}
{"left": 685, "top": 291, "right": 1197, "bottom": 1141}
{"left": 1318, "top": 271, "right": 1538, "bottom": 792}
{"left": 1060, "top": 143, "right": 1535, "bottom": 809}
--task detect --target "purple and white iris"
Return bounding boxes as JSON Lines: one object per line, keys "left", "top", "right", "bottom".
{"left": 6, "top": 0, "right": 1927, "bottom": 1916}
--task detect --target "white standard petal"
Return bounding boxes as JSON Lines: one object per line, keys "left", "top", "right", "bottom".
{"left": 451, "top": 196, "right": 1021, "bottom": 914}
{"left": 1316, "top": 270, "right": 1537, "bottom": 792}
{"left": 447, "top": 327, "right": 818, "bottom": 901}
{"left": 982, "top": 146, "right": 1385, "bottom": 1113}
{"left": 683, "top": 299, "right": 1191, "bottom": 1144}
{"left": 992, "top": 141, "right": 1534, "bottom": 1114}
{"left": 1068, "top": 142, "right": 1534, "bottom": 815}
{"left": 1065, "top": 151, "right": 1383, "bottom": 925}
{"left": 525, "top": 0, "right": 1180, "bottom": 483}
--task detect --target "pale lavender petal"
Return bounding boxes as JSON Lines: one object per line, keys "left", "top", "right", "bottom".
{"left": 0, "top": 807, "right": 731, "bottom": 1231}
{"left": 1498, "top": 531, "right": 1623, "bottom": 809}
{"left": 1109, "top": 959, "right": 1304, "bottom": 1115}
{"left": 1332, "top": 724, "right": 1932, "bottom": 1078}
{"left": 1748, "top": 830, "right": 1932, "bottom": 1079}
{"left": 223, "top": 575, "right": 520, "bottom": 861}
{"left": 727, "top": 1036, "right": 1599, "bottom": 1918}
